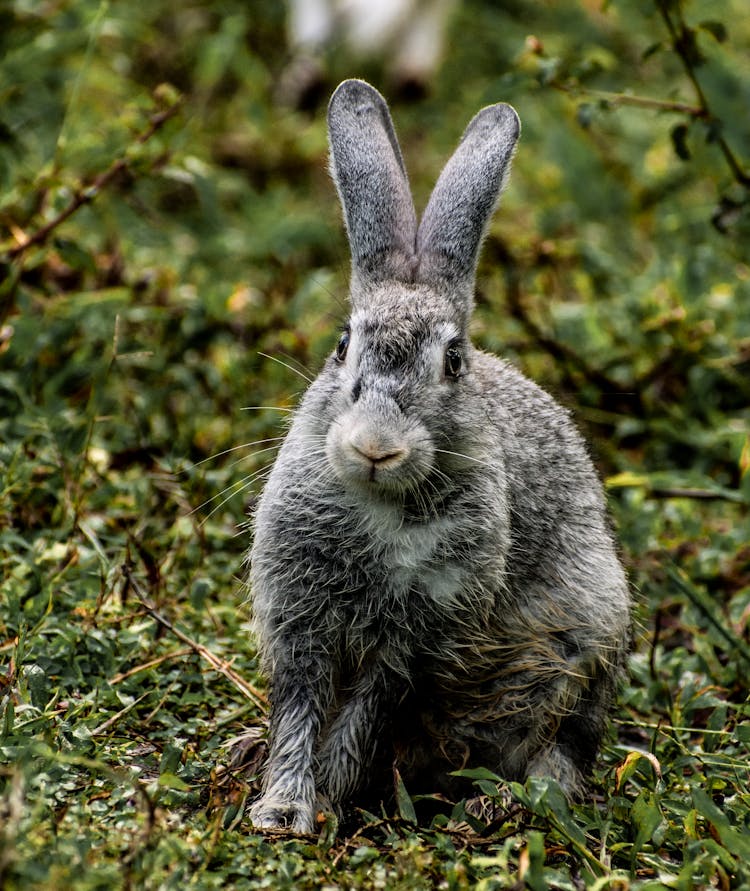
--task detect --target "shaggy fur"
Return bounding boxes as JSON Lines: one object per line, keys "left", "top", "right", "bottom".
{"left": 247, "top": 79, "right": 630, "bottom": 833}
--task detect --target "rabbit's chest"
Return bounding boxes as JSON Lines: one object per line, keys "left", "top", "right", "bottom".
{"left": 337, "top": 535, "right": 466, "bottom": 676}
{"left": 353, "top": 505, "right": 471, "bottom": 608}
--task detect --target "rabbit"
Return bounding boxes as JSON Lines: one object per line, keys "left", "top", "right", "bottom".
{"left": 247, "top": 78, "right": 630, "bottom": 834}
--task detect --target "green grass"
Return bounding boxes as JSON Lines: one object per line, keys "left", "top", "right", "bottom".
{"left": 1, "top": 0, "right": 749, "bottom": 887}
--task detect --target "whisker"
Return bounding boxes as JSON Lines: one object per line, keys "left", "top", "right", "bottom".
{"left": 276, "top": 348, "right": 319, "bottom": 379}
{"left": 191, "top": 463, "right": 274, "bottom": 518}
{"left": 240, "top": 405, "right": 297, "bottom": 413}
{"left": 226, "top": 442, "right": 284, "bottom": 470}
{"left": 238, "top": 404, "right": 329, "bottom": 431}
{"left": 193, "top": 431, "right": 334, "bottom": 523}
{"left": 434, "top": 447, "right": 489, "bottom": 467}
{"left": 258, "top": 352, "right": 315, "bottom": 384}
{"left": 192, "top": 437, "right": 287, "bottom": 467}
{"left": 197, "top": 467, "right": 274, "bottom": 526}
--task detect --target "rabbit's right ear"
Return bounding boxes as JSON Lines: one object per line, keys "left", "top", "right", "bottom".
{"left": 328, "top": 80, "right": 418, "bottom": 293}
{"left": 416, "top": 103, "right": 520, "bottom": 318}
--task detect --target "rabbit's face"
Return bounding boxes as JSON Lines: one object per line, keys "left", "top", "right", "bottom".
{"left": 324, "top": 286, "right": 467, "bottom": 497}
{"left": 319, "top": 79, "right": 519, "bottom": 504}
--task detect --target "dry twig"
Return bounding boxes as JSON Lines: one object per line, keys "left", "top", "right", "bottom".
{"left": 122, "top": 562, "right": 268, "bottom": 712}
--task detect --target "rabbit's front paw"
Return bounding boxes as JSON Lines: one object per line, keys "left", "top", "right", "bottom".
{"left": 465, "top": 784, "right": 514, "bottom": 824}
{"left": 249, "top": 796, "right": 316, "bottom": 834}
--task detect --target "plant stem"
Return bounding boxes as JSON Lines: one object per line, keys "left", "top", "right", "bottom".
{"left": 555, "top": 83, "right": 705, "bottom": 118}
{"left": 4, "top": 99, "right": 182, "bottom": 261}
{"left": 655, "top": 1, "right": 750, "bottom": 188}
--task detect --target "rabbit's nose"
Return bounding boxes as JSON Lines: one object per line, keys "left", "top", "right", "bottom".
{"left": 349, "top": 437, "right": 409, "bottom": 468}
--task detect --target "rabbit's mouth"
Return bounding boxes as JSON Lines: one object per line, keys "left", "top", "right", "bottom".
{"left": 350, "top": 438, "right": 410, "bottom": 479}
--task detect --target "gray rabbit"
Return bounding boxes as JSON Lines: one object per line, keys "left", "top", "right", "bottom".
{"left": 247, "top": 79, "right": 630, "bottom": 833}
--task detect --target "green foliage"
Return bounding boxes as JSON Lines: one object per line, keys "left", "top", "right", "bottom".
{"left": 1, "top": 0, "right": 748, "bottom": 888}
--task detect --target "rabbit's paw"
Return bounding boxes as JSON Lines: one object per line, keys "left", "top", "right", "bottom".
{"left": 527, "top": 746, "right": 586, "bottom": 800}
{"left": 248, "top": 797, "right": 316, "bottom": 834}
{"left": 464, "top": 784, "right": 514, "bottom": 825}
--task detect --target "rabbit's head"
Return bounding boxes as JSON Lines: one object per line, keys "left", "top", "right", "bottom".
{"left": 323, "top": 80, "right": 519, "bottom": 498}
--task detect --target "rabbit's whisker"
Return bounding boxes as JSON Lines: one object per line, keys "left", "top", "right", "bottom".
{"left": 258, "top": 352, "right": 315, "bottom": 384}
{"left": 241, "top": 405, "right": 297, "bottom": 413}
{"left": 225, "top": 443, "right": 284, "bottom": 470}
{"left": 434, "top": 447, "right": 489, "bottom": 467}
{"left": 192, "top": 465, "right": 273, "bottom": 520}
{"left": 200, "top": 469, "right": 275, "bottom": 526}
{"left": 193, "top": 437, "right": 287, "bottom": 467}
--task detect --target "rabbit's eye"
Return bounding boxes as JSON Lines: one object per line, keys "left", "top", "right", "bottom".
{"left": 335, "top": 330, "right": 350, "bottom": 362}
{"left": 444, "top": 345, "right": 463, "bottom": 379}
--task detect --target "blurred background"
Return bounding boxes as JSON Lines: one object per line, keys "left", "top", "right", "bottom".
{"left": 1, "top": 1, "right": 749, "bottom": 884}
{"left": 2, "top": 0, "right": 748, "bottom": 593}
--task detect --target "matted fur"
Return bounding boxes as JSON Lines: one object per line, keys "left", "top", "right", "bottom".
{"left": 247, "top": 79, "right": 630, "bottom": 833}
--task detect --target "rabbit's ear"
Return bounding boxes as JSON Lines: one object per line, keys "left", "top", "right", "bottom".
{"left": 416, "top": 104, "right": 520, "bottom": 314}
{"left": 328, "top": 79, "right": 418, "bottom": 290}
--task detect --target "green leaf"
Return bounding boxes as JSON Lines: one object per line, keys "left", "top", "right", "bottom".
{"left": 53, "top": 238, "right": 97, "bottom": 274}
{"left": 676, "top": 25, "right": 706, "bottom": 66}
{"left": 699, "top": 20, "right": 728, "bottom": 43}
{"left": 615, "top": 750, "right": 663, "bottom": 790}
{"left": 450, "top": 766, "right": 503, "bottom": 782}
{"left": 157, "top": 772, "right": 191, "bottom": 791}
{"left": 316, "top": 810, "right": 339, "bottom": 849}
{"left": 159, "top": 743, "right": 184, "bottom": 776}
{"left": 394, "top": 768, "right": 417, "bottom": 824}
{"left": 189, "top": 577, "right": 212, "bottom": 610}
{"left": 605, "top": 471, "right": 651, "bottom": 489}
{"left": 349, "top": 846, "right": 379, "bottom": 866}
{"left": 451, "top": 765, "right": 504, "bottom": 795}
{"left": 631, "top": 790, "right": 665, "bottom": 857}
{"left": 642, "top": 41, "right": 664, "bottom": 60}
{"left": 668, "top": 566, "right": 750, "bottom": 666}
{"left": 692, "top": 788, "right": 750, "bottom": 859}
{"left": 577, "top": 102, "right": 595, "bottom": 129}
{"left": 522, "top": 831, "right": 548, "bottom": 891}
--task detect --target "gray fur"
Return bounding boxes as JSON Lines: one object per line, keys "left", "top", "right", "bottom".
{"left": 328, "top": 79, "right": 418, "bottom": 290}
{"left": 247, "top": 80, "right": 630, "bottom": 834}
{"left": 417, "top": 102, "right": 519, "bottom": 317}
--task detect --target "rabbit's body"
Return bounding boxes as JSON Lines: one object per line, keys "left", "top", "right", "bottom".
{"left": 248, "top": 82, "right": 630, "bottom": 834}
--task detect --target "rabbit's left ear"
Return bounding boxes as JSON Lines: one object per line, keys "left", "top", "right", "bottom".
{"left": 328, "top": 80, "right": 418, "bottom": 292}
{"left": 416, "top": 103, "right": 520, "bottom": 315}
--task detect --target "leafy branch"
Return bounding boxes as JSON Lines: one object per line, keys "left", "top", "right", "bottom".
{"left": 552, "top": 82, "right": 705, "bottom": 119}
{"left": 655, "top": 0, "right": 750, "bottom": 188}
{"left": 1, "top": 91, "right": 182, "bottom": 262}
{"left": 535, "top": 2, "right": 749, "bottom": 197}
{"left": 489, "top": 238, "right": 642, "bottom": 414}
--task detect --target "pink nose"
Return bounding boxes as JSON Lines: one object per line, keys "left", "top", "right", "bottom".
{"left": 349, "top": 436, "right": 408, "bottom": 467}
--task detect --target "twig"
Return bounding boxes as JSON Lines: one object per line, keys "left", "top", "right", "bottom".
{"left": 554, "top": 82, "right": 705, "bottom": 118}
{"left": 613, "top": 718, "right": 737, "bottom": 737}
{"left": 109, "top": 648, "right": 192, "bottom": 685}
{"left": 649, "top": 486, "right": 745, "bottom": 503}
{"left": 498, "top": 247, "right": 639, "bottom": 407}
{"left": 121, "top": 562, "right": 269, "bottom": 712}
{"left": 5, "top": 99, "right": 182, "bottom": 260}
{"left": 655, "top": 1, "right": 750, "bottom": 188}
{"left": 91, "top": 689, "right": 152, "bottom": 736}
